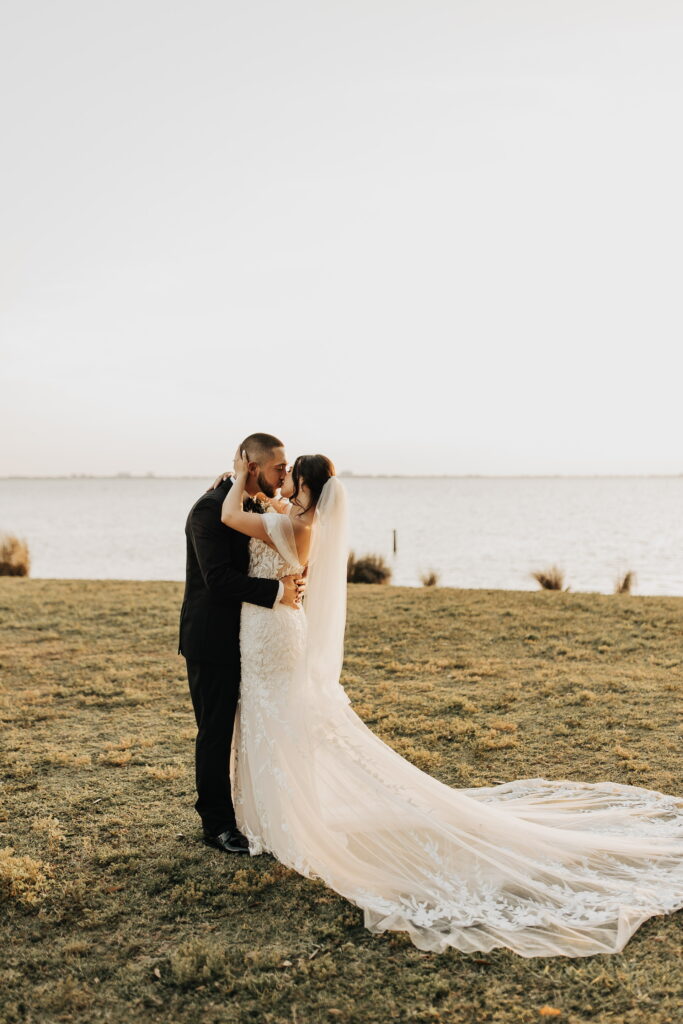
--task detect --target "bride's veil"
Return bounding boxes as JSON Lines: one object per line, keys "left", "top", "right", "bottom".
{"left": 303, "top": 477, "right": 351, "bottom": 710}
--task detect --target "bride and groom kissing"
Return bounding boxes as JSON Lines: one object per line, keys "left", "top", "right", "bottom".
{"left": 179, "top": 432, "right": 683, "bottom": 959}
{"left": 179, "top": 433, "right": 309, "bottom": 853}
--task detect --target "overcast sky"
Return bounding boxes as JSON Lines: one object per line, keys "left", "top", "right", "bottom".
{"left": 2, "top": 1, "right": 682, "bottom": 477}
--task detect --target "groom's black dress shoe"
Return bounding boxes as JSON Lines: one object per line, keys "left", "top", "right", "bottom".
{"left": 202, "top": 827, "right": 250, "bottom": 854}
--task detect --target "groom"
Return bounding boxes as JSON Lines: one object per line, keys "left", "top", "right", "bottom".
{"left": 179, "top": 432, "right": 305, "bottom": 853}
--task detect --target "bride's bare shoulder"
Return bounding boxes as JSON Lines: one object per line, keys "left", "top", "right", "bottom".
{"left": 290, "top": 516, "right": 313, "bottom": 563}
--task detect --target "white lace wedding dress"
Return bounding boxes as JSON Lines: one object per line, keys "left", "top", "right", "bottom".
{"left": 233, "top": 503, "right": 683, "bottom": 959}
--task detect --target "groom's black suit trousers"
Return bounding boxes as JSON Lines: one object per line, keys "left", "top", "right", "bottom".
{"left": 186, "top": 659, "right": 241, "bottom": 834}
{"left": 180, "top": 480, "right": 279, "bottom": 836}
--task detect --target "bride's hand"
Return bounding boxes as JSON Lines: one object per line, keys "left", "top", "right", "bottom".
{"left": 233, "top": 446, "right": 250, "bottom": 479}
{"left": 210, "top": 471, "right": 231, "bottom": 490}
{"left": 269, "top": 497, "right": 290, "bottom": 514}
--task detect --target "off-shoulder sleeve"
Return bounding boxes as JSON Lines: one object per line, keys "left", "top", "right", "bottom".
{"left": 262, "top": 511, "right": 301, "bottom": 568}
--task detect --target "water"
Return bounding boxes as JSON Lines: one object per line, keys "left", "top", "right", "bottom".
{"left": 1, "top": 476, "right": 682, "bottom": 595}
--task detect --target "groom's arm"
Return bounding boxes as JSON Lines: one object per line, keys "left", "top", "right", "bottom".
{"left": 188, "top": 502, "right": 280, "bottom": 608}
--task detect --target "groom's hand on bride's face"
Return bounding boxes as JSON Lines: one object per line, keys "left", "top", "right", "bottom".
{"left": 281, "top": 574, "right": 307, "bottom": 609}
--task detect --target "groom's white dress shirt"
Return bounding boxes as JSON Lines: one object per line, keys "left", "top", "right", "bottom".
{"left": 229, "top": 476, "right": 284, "bottom": 605}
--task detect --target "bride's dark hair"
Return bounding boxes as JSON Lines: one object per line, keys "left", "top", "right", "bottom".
{"left": 291, "top": 455, "right": 336, "bottom": 514}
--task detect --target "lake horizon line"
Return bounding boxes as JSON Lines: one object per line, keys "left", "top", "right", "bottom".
{"left": 3, "top": 473, "right": 683, "bottom": 482}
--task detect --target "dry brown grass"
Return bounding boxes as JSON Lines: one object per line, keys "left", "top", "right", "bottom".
{"left": 420, "top": 569, "right": 440, "bottom": 587}
{"left": 0, "top": 579, "right": 682, "bottom": 1023}
{"left": 0, "top": 534, "right": 30, "bottom": 576}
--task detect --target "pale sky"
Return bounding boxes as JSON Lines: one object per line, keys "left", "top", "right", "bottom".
{"left": 2, "top": 1, "right": 682, "bottom": 477}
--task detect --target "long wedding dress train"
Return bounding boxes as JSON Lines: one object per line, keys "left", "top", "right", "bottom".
{"left": 233, "top": 500, "right": 683, "bottom": 958}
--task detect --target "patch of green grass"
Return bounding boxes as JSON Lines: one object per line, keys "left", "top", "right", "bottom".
{"left": 1, "top": 579, "right": 682, "bottom": 1023}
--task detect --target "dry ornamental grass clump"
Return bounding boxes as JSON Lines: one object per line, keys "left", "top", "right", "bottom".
{"left": 0, "top": 534, "right": 30, "bottom": 576}
{"left": 615, "top": 570, "right": 636, "bottom": 594}
{"left": 347, "top": 551, "right": 392, "bottom": 583}
{"left": 531, "top": 566, "right": 567, "bottom": 590}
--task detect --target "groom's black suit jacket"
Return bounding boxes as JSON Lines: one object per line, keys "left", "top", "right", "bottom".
{"left": 179, "top": 479, "right": 280, "bottom": 670}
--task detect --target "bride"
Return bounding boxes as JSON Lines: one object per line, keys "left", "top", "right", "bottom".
{"left": 219, "top": 448, "right": 683, "bottom": 959}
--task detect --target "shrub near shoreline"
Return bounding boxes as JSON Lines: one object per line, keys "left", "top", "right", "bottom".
{"left": 347, "top": 551, "right": 392, "bottom": 583}
{"left": 0, "top": 579, "right": 682, "bottom": 1024}
{"left": 0, "top": 534, "right": 30, "bottom": 576}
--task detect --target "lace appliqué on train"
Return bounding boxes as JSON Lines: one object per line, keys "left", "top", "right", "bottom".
{"left": 232, "top": 526, "right": 683, "bottom": 957}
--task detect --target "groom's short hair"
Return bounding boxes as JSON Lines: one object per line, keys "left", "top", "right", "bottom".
{"left": 240, "top": 432, "right": 285, "bottom": 465}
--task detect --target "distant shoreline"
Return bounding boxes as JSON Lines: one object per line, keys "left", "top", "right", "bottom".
{"left": 2, "top": 474, "right": 683, "bottom": 482}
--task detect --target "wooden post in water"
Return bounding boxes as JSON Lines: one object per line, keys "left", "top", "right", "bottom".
{"left": 392, "top": 529, "right": 397, "bottom": 555}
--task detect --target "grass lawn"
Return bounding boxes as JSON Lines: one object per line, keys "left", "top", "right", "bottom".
{"left": 1, "top": 579, "right": 682, "bottom": 1024}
